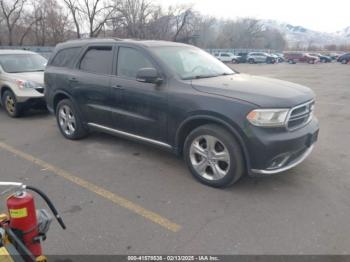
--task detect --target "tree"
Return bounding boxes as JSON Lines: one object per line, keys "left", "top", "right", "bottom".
{"left": 63, "top": 0, "right": 81, "bottom": 38}
{"left": 63, "top": 0, "right": 116, "bottom": 38}
{"left": 113, "top": 0, "right": 154, "bottom": 39}
{"left": 0, "top": 0, "right": 26, "bottom": 45}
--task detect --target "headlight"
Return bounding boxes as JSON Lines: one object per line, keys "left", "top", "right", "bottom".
{"left": 247, "top": 109, "right": 290, "bottom": 127}
{"left": 15, "top": 80, "right": 40, "bottom": 89}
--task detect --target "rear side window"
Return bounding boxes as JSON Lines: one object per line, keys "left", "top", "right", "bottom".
{"left": 80, "top": 46, "right": 113, "bottom": 75}
{"left": 117, "top": 47, "right": 153, "bottom": 79}
{"left": 51, "top": 47, "right": 81, "bottom": 68}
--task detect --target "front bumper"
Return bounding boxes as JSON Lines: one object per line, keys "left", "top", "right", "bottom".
{"left": 245, "top": 117, "right": 319, "bottom": 175}
{"left": 251, "top": 144, "right": 315, "bottom": 175}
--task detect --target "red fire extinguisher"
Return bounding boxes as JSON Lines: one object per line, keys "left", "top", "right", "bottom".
{"left": 7, "top": 191, "right": 42, "bottom": 257}
{"left": 1, "top": 182, "right": 66, "bottom": 261}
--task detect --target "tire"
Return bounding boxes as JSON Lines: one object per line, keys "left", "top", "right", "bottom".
{"left": 248, "top": 58, "right": 255, "bottom": 64}
{"left": 231, "top": 59, "right": 238, "bottom": 64}
{"left": 308, "top": 60, "right": 314, "bottom": 64}
{"left": 56, "top": 99, "right": 88, "bottom": 140}
{"left": 341, "top": 59, "right": 347, "bottom": 64}
{"left": 184, "top": 124, "right": 244, "bottom": 188}
{"left": 1, "top": 90, "right": 22, "bottom": 118}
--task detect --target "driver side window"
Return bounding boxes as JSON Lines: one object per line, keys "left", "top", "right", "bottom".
{"left": 117, "top": 47, "right": 153, "bottom": 79}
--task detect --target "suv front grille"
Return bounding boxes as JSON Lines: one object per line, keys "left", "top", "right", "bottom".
{"left": 287, "top": 100, "right": 314, "bottom": 130}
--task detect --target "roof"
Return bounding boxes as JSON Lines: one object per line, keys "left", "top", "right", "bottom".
{"left": 56, "top": 38, "right": 191, "bottom": 49}
{"left": 0, "top": 50, "right": 38, "bottom": 55}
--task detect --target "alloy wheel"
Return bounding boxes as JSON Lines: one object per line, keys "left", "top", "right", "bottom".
{"left": 58, "top": 105, "right": 76, "bottom": 136}
{"left": 5, "top": 95, "right": 16, "bottom": 115}
{"left": 189, "top": 135, "right": 230, "bottom": 181}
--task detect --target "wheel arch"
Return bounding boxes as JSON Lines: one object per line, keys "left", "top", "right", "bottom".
{"left": 52, "top": 90, "right": 74, "bottom": 113}
{"left": 175, "top": 115, "right": 251, "bottom": 172}
{"left": 0, "top": 85, "right": 13, "bottom": 101}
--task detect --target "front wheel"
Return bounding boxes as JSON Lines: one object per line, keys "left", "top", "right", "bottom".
{"left": 56, "top": 99, "right": 88, "bottom": 140}
{"left": 184, "top": 124, "right": 244, "bottom": 188}
{"left": 1, "top": 90, "right": 22, "bottom": 118}
{"left": 248, "top": 58, "right": 255, "bottom": 64}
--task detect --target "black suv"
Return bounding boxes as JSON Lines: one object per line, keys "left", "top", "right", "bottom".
{"left": 45, "top": 39, "right": 319, "bottom": 188}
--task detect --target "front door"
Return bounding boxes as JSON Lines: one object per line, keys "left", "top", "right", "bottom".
{"left": 110, "top": 46, "right": 168, "bottom": 142}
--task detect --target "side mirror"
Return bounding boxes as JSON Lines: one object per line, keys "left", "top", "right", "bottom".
{"left": 136, "top": 68, "right": 162, "bottom": 85}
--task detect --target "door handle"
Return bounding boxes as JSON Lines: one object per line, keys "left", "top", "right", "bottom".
{"left": 69, "top": 77, "right": 78, "bottom": 83}
{"left": 112, "top": 84, "right": 124, "bottom": 90}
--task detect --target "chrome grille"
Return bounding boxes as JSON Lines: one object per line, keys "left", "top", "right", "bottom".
{"left": 287, "top": 100, "right": 314, "bottom": 130}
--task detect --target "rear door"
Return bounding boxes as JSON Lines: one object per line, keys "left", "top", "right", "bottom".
{"left": 110, "top": 45, "right": 168, "bottom": 142}
{"left": 72, "top": 45, "right": 114, "bottom": 126}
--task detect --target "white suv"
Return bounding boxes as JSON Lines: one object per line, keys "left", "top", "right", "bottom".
{"left": 0, "top": 50, "right": 47, "bottom": 117}
{"left": 214, "top": 52, "right": 241, "bottom": 63}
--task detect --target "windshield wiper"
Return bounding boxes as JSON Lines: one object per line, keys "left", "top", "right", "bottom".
{"left": 183, "top": 74, "right": 218, "bottom": 80}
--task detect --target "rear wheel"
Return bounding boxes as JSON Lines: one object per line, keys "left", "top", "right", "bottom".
{"left": 1, "top": 90, "right": 22, "bottom": 118}
{"left": 248, "top": 58, "right": 255, "bottom": 64}
{"left": 231, "top": 59, "right": 238, "bottom": 64}
{"left": 341, "top": 59, "right": 347, "bottom": 64}
{"left": 184, "top": 124, "right": 244, "bottom": 188}
{"left": 56, "top": 99, "right": 88, "bottom": 140}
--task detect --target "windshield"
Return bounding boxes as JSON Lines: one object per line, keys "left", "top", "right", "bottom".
{"left": 0, "top": 54, "right": 47, "bottom": 73}
{"left": 151, "top": 46, "right": 235, "bottom": 80}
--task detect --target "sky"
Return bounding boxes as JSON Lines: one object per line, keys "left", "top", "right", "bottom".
{"left": 156, "top": 0, "right": 350, "bottom": 33}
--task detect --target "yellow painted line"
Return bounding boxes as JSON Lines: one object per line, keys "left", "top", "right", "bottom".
{"left": 0, "top": 142, "right": 181, "bottom": 233}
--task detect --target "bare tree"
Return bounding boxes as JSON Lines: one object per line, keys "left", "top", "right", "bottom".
{"left": 171, "top": 6, "right": 193, "bottom": 41}
{"left": 0, "top": 0, "right": 26, "bottom": 45}
{"left": 18, "top": 10, "right": 42, "bottom": 45}
{"left": 63, "top": 0, "right": 82, "bottom": 38}
{"left": 64, "top": 0, "right": 116, "bottom": 38}
{"left": 113, "top": 0, "right": 154, "bottom": 39}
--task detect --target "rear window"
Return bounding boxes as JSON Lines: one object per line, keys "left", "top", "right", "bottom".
{"left": 51, "top": 47, "right": 81, "bottom": 68}
{"left": 79, "top": 46, "right": 113, "bottom": 75}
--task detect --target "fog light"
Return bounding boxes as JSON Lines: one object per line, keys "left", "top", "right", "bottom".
{"left": 267, "top": 154, "right": 291, "bottom": 170}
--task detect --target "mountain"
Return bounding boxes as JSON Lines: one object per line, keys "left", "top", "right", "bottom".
{"left": 261, "top": 20, "right": 350, "bottom": 48}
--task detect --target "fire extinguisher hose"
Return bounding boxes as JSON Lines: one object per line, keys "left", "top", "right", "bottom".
{"left": 5, "top": 227, "right": 36, "bottom": 262}
{"left": 26, "top": 186, "right": 66, "bottom": 230}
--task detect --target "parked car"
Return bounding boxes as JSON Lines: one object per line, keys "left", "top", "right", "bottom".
{"left": 284, "top": 52, "right": 319, "bottom": 64}
{"left": 0, "top": 50, "right": 47, "bottom": 117}
{"left": 237, "top": 52, "right": 249, "bottom": 63}
{"left": 214, "top": 52, "right": 241, "bottom": 63}
{"left": 247, "top": 52, "right": 276, "bottom": 64}
{"left": 337, "top": 53, "right": 350, "bottom": 64}
{"left": 45, "top": 39, "right": 319, "bottom": 188}
{"left": 274, "top": 53, "right": 285, "bottom": 63}
{"left": 309, "top": 53, "right": 332, "bottom": 63}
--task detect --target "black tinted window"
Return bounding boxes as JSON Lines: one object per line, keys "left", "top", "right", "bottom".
{"left": 80, "top": 46, "right": 113, "bottom": 75}
{"left": 117, "top": 47, "right": 153, "bottom": 79}
{"left": 51, "top": 47, "right": 81, "bottom": 68}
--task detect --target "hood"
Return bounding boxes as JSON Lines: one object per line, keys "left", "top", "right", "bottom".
{"left": 191, "top": 73, "right": 315, "bottom": 108}
{"left": 9, "top": 72, "right": 44, "bottom": 85}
